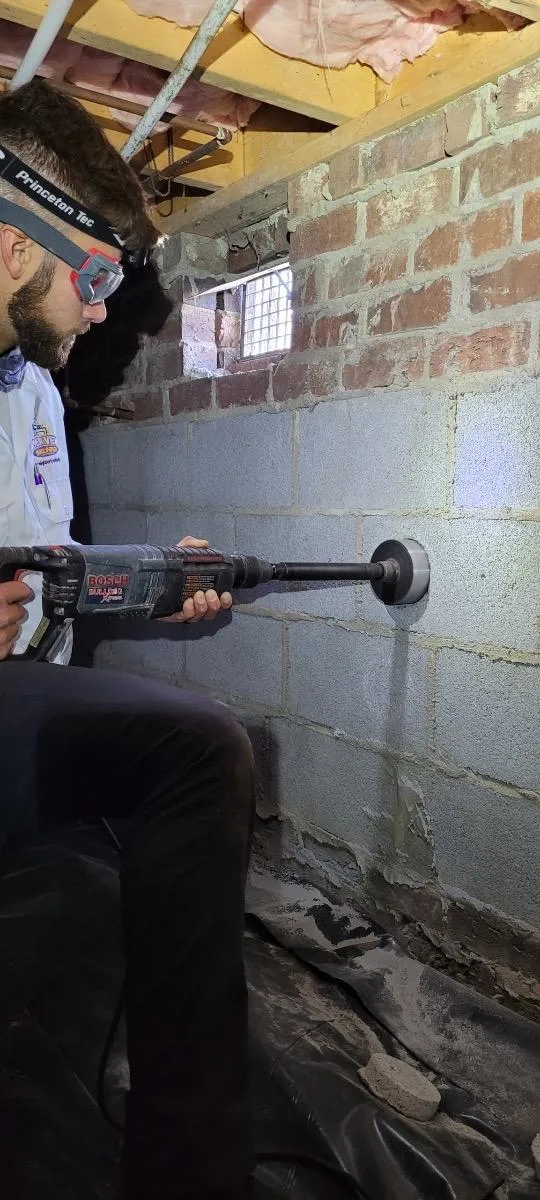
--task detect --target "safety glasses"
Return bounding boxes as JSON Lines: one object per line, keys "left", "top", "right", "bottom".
{"left": 0, "top": 198, "right": 124, "bottom": 305}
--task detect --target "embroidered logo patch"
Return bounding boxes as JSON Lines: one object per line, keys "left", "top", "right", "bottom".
{"left": 31, "top": 421, "right": 59, "bottom": 462}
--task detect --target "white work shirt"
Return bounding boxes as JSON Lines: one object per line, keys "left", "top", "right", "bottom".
{"left": 0, "top": 361, "right": 74, "bottom": 663}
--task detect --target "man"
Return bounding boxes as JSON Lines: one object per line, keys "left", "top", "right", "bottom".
{"left": 0, "top": 78, "right": 281, "bottom": 1200}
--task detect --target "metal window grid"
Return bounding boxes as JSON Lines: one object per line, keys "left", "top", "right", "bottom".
{"left": 241, "top": 265, "right": 292, "bottom": 358}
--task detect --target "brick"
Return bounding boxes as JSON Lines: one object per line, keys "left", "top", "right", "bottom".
{"left": 460, "top": 130, "right": 540, "bottom": 203}
{"left": 402, "top": 764, "right": 540, "bottom": 927}
{"left": 328, "top": 244, "right": 409, "bottom": 299}
{"left": 292, "top": 313, "right": 313, "bottom": 352}
{"left": 454, "top": 380, "right": 540, "bottom": 510}
{"left": 186, "top": 612, "right": 283, "bottom": 708}
{"left": 189, "top": 410, "right": 294, "bottom": 507}
{"left": 415, "top": 223, "right": 462, "bottom": 271}
{"left": 415, "top": 203, "right": 513, "bottom": 271}
{"left": 362, "top": 515, "right": 540, "bottom": 651}
{"left": 215, "top": 310, "right": 240, "bottom": 350}
{"left": 298, "top": 392, "right": 449, "bottom": 511}
{"left": 368, "top": 278, "right": 452, "bottom": 334}
{"left": 328, "top": 114, "right": 446, "bottom": 201}
{"left": 314, "top": 310, "right": 358, "bottom": 347}
{"left": 270, "top": 717, "right": 395, "bottom": 849}
{"left": 496, "top": 60, "right": 540, "bottom": 127}
{"left": 181, "top": 302, "right": 216, "bottom": 343}
{"left": 287, "top": 623, "right": 428, "bottom": 753}
{"left": 227, "top": 217, "right": 289, "bottom": 275}
{"left": 469, "top": 251, "right": 540, "bottom": 312}
{"left": 146, "top": 344, "right": 181, "bottom": 385}
{"left": 294, "top": 264, "right": 326, "bottom": 307}
{"left": 272, "top": 356, "right": 340, "bottom": 403}
{"left": 290, "top": 204, "right": 358, "bottom": 263}
{"left": 169, "top": 378, "right": 212, "bottom": 415}
{"left": 288, "top": 162, "right": 329, "bottom": 217}
{"left": 182, "top": 341, "right": 217, "bottom": 375}
{"left": 366, "top": 168, "right": 453, "bottom": 236}
{"left": 429, "top": 321, "right": 530, "bottom": 376}
{"left": 522, "top": 188, "right": 540, "bottom": 241}
{"left": 342, "top": 337, "right": 425, "bottom": 389}
{"left": 183, "top": 276, "right": 218, "bottom": 310}
{"left": 328, "top": 145, "right": 365, "bottom": 202}
{"left": 234, "top": 514, "right": 358, "bottom": 618}
{"left": 435, "top": 650, "right": 540, "bottom": 792}
{"left": 444, "top": 91, "right": 492, "bottom": 156}
{"left": 215, "top": 369, "right": 270, "bottom": 409}
{"left": 466, "top": 201, "right": 513, "bottom": 257}
{"left": 131, "top": 389, "right": 163, "bottom": 421}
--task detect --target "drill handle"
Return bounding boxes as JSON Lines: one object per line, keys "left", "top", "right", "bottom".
{"left": 0, "top": 547, "right": 44, "bottom": 584}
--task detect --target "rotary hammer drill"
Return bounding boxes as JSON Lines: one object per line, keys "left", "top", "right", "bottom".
{"left": 0, "top": 539, "right": 429, "bottom": 661}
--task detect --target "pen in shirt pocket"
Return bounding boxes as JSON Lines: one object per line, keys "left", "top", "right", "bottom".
{"left": 34, "top": 462, "right": 51, "bottom": 507}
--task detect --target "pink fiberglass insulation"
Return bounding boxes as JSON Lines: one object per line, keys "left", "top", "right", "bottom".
{"left": 0, "top": 18, "right": 259, "bottom": 128}
{"left": 121, "top": 0, "right": 523, "bottom": 83}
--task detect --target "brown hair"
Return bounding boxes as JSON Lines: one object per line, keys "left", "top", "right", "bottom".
{"left": 0, "top": 77, "right": 159, "bottom": 250}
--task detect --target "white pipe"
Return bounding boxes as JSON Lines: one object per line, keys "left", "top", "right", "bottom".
{"left": 9, "top": 0, "right": 75, "bottom": 90}
{"left": 121, "top": 0, "right": 238, "bottom": 162}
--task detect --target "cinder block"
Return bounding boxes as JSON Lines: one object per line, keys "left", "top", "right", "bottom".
{"left": 190, "top": 412, "right": 294, "bottom": 508}
{"left": 454, "top": 382, "right": 540, "bottom": 509}
{"left": 298, "top": 393, "right": 449, "bottom": 512}
{"left": 435, "top": 649, "right": 540, "bottom": 792}
{"left": 403, "top": 763, "right": 540, "bottom": 926}
{"left": 109, "top": 425, "right": 190, "bottom": 509}
{"left": 287, "top": 623, "right": 428, "bottom": 753}
{"left": 147, "top": 509, "right": 235, "bottom": 550}
{"left": 185, "top": 612, "right": 283, "bottom": 707}
{"left": 90, "top": 507, "right": 147, "bottom": 545}
{"left": 269, "top": 717, "right": 395, "bottom": 854}
{"left": 362, "top": 516, "right": 539, "bottom": 652}
{"left": 234, "top": 514, "right": 358, "bottom": 617}
{"left": 81, "top": 429, "right": 111, "bottom": 506}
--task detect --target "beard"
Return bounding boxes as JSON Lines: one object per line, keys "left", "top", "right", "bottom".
{"left": 8, "top": 256, "right": 86, "bottom": 371}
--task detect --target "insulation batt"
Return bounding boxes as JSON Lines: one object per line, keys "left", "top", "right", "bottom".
{"left": 0, "top": 19, "right": 258, "bottom": 129}
{"left": 121, "top": 0, "right": 523, "bottom": 82}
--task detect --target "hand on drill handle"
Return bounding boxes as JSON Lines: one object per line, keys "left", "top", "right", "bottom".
{"left": 158, "top": 536, "right": 233, "bottom": 625}
{"left": 0, "top": 578, "right": 33, "bottom": 660}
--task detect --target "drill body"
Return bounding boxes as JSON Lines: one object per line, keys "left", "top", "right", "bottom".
{"left": 0, "top": 539, "right": 426, "bottom": 661}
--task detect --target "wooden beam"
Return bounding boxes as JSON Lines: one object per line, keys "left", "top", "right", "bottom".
{"left": 0, "top": 0, "right": 377, "bottom": 125}
{"left": 162, "top": 15, "right": 540, "bottom": 237}
{"left": 478, "top": 0, "right": 540, "bottom": 20}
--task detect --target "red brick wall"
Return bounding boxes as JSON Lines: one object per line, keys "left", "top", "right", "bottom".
{"left": 109, "top": 57, "right": 540, "bottom": 423}
{"left": 282, "top": 66, "right": 540, "bottom": 401}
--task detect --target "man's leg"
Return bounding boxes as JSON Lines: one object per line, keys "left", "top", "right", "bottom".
{"left": 0, "top": 662, "right": 255, "bottom": 1198}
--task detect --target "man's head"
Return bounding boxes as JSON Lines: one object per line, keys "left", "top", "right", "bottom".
{"left": 0, "top": 78, "right": 159, "bottom": 370}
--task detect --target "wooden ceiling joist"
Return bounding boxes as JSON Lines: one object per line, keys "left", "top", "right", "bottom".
{"left": 0, "top": 0, "right": 377, "bottom": 125}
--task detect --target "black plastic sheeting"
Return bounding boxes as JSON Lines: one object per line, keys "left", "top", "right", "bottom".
{"left": 0, "top": 825, "right": 536, "bottom": 1199}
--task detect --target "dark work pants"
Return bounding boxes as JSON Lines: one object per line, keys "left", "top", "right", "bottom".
{"left": 0, "top": 662, "right": 256, "bottom": 1196}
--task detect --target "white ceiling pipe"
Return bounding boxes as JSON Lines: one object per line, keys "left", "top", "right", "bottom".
{"left": 120, "top": 0, "right": 239, "bottom": 162}
{"left": 9, "top": 0, "right": 75, "bottom": 89}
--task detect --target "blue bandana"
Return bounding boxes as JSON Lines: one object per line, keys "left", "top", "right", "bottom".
{"left": 0, "top": 347, "right": 26, "bottom": 392}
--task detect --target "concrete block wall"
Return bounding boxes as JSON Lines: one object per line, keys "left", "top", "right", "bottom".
{"left": 82, "top": 58, "right": 540, "bottom": 1006}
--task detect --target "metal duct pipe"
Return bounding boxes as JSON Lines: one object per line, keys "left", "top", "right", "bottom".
{"left": 9, "top": 0, "right": 75, "bottom": 89}
{"left": 141, "top": 127, "right": 232, "bottom": 196}
{"left": 121, "top": 0, "right": 239, "bottom": 162}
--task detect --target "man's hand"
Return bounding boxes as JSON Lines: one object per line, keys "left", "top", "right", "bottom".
{"left": 158, "top": 536, "right": 233, "bottom": 625}
{"left": 0, "top": 579, "right": 33, "bottom": 660}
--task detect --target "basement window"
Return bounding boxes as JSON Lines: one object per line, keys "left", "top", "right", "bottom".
{"left": 240, "top": 264, "right": 292, "bottom": 358}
